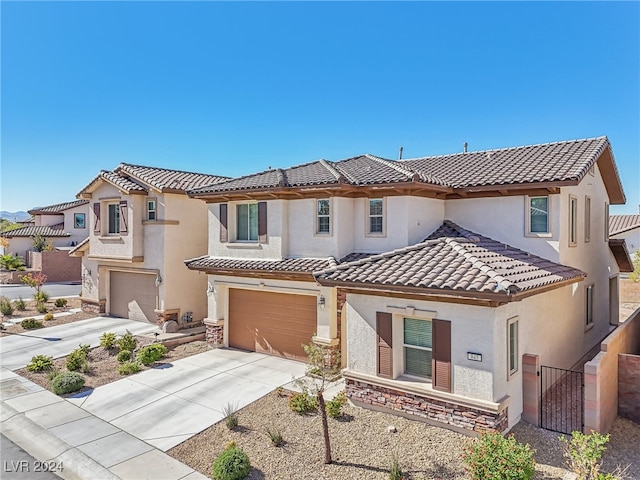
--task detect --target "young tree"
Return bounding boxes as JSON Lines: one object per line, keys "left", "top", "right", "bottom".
{"left": 300, "top": 341, "right": 341, "bottom": 464}
{"left": 20, "top": 271, "right": 48, "bottom": 295}
{"left": 630, "top": 251, "right": 640, "bottom": 282}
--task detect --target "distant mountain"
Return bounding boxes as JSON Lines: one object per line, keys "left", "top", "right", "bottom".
{"left": 0, "top": 211, "right": 30, "bottom": 222}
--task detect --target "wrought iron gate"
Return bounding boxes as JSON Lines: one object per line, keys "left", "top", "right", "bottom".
{"left": 540, "top": 365, "right": 584, "bottom": 435}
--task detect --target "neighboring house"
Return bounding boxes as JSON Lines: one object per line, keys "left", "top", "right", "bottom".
{"left": 71, "top": 163, "right": 228, "bottom": 325}
{"left": 186, "top": 136, "right": 632, "bottom": 434}
{"left": 610, "top": 211, "right": 640, "bottom": 256}
{"left": 0, "top": 200, "right": 89, "bottom": 258}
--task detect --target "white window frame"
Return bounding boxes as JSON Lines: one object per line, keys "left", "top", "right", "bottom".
{"left": 236, "top": 203, "right": 258, "bottom": 242}
{"left": 525, "top": 195, "right": 551, "bottom": 237}
{"left": 366, "top": 198, "right": 386, "bottom": 237}
{"left": 315, "top": 198, "right": 331, "bottom": 236}
{"left": 507, "top": 317, "right": 519, "bottom": 378}
{"left": 402, "top": 317, "right": 432, "bottom": 380}
{"left": 107, "top": 202, "right": 120, "bottom": 235}
{"left": 585, "top": 284, "right": 594, "bottom": 329}
{"left": 147, "top": 198, "right": 157, "bottom": 221}
{"left": 584, "top": 196, "right": 591, "bottom": 243}
{"left": 569, "top": 195, "right": 578, "bottom": 247}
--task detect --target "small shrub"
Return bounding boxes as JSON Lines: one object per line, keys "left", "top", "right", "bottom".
{"left": 116, "top": 330, "right": 137, "bottom": 352}
{"left": 48, "top": 368, "right": 63, "bottom": 382}
{"left": 54, "top": 298, "right": 68, "bottom": 308}
{"left": 0, "top": 296, "right": 14, "bottom": 316}
{"left": 222, "top": 402, "right": 239, "bottom": 430}
{"left": 389, "top": 452, "right": 403, "bottom": 480}
{"left": 44, "top": 312, "right": 54, "bottom": 321}
{"left": 462, "top": 432, "right": 536, "bottom": 480}
{"left": 325, "top": 391, "right": 348, "bottom": 419}
{"left": 34, "top": 291, "right": 49, "bottom": 303}
{"left": 136, "top": 343, "right": 168, "bottom": 365}
{"left": 559, "top": 431, "right": 611, "bottom": 480}
{"left": 51, "top": 372, "right": 85, "bottom": 395}
{"left": 288, "top": 388, "right": 319, "bottom": 415}
{"left": 26, "top": 354, "right": 54, "bottom": 372}
{"left": 13, "top": 297, "right": 26, "bottom": 311}
{"left": 100, "top": 332, "right": 117, "bottom": 350}
{"left": 264, "top": 426, "right": 284, "bottom": 447}
{"left": 66, "top": 345, "right": 90, "bottom": 372}
{"left": 21, "top": 318, "right": 44, "bottom": 330}
{"left": 211, "top": 441, "right": 251, "bottom": 480}
{"left": 116, "top": 349, "right": 132, "bottom": 363}
{"left": 118, "top": 361, "right": 141, "bottom": 375}
{"left": 36, "top": 302, "right": 48, "bottom": 314}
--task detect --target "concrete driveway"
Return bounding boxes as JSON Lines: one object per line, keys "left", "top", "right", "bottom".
{"left": 0, "top": 316, "right": 158, "bottom": 371}
{"left": 66, "top": 348, "right": 307, "bottom": 451}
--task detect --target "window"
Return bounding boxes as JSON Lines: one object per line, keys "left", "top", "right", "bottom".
{"left": 508, "top": 317, "right": 518, "bottom": 376}
{"left": 569, "top": 195, "right": 578, "bottom": 246}
{"left": 147, "top": 199, "right": 157, "bottom": 221}
{"left": 585, "top": 196, "right": 591, "bottom": 243}
{"left": 368, "top": 198, "right": 384, "bottom": 235}
{"left": 403, "top": 318, "right": 432, "bottom": 379}
{"left": 528, "top": 196, "right": 549, "bottom": 234}
{"left": 586, "top": 284, "right": 594, "bottom": 327}
{"left": 604, "top": 202, "right": 609, "bottom": 242}
{"left": 316, "top": 199, "right": 330, "bottom": 234}
{"left": 74, "top": 213, "right": 85, "bottom": 229}
{"left": 237, "top": 203, "right": 258, "bottom": 241}
{"left": 108, "top": 203, "right": 120, "bottom": 234}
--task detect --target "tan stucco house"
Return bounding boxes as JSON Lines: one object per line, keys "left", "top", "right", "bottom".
{"left": 71, "top": 163, "right": 227, "bottom": 325}
{"left": 186, "top": 136, "right": 632, "bottom": 434}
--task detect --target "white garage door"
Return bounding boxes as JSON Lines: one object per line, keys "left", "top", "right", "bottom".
{"left": 110, "top": 271, "right": 158, "bottom": 322}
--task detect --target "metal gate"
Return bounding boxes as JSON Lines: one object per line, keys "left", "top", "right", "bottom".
{"left": 540, "top": 365, "right": 584, "bottom": 435}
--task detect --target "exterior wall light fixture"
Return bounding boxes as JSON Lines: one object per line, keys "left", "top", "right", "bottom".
{"left": 318, "top": 294, "right": 325, "bottom": 311}
{"left": 155, "top": 273, "right": 162, "bottom": 287}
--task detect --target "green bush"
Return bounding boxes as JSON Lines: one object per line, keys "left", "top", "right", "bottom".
{"left": 36, "top": 302, "right": 48, "bottom": 314}
{"left": 116, "top": 331, "right": 137, "bottom": 352}
{"left": 21, "top": 318, "right": 44, "bottom": 330}
{"left": 48, "top": 368, "right": 62, "bottom": 382}
{"left": 66, "top": 345, "right": 90, "bottom": 372}
{"left": 462, "top": 432, "right": 536, "bottom": 480}
{"left": 118, "top": 361, "right": 141, "bottom": 375}
{"left": 44, "top": 312, "right": 54, "bottom": 321}
{"left": 34, "top": 291, "right": 49, "bottom": 303}
{"left": 222, "top": 402, "right": 239, "bottom": 430}
{"left": 264, "top": 426, "right": 284, "bottom": 447}
{"left": 100, "top": 332, "right": 117, "bottom": 349}
{"left": 54, "top": 298, "right": 68, "bottom": 308}
{"left": 559, "top": 431, "right": 611, "bottom": 480}
{"left": 116, "top": 349, "right": 132, "bottom": 363}
{"left": 26, "top": 354, "right": 54, "bottom": 372}
{"left": 136, "top": 343, "right": 168, "bottom": 365}
{"left": 326, "top": 391, "right": 348, "bottom": 419}
{"left": 13, "top": 297, "right": 26, "bottom": 311}
{"left": 288, "top": 388, "right": 318, "bottom": 415}
{"left": 0, "top": 253, "right": 26, "bottom": 271}
{"left": 211, "top": 442, "right": 251, "bottom": 480}
{"left": 51, "top": 372, "right": 85, "bottom": 395}
{"left": 0, "top": 296, "right": 14, "bottom": 316}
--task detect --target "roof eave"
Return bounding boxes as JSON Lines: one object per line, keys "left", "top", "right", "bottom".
{"left": 185, "top": 264, "right": 315, "bottom": 281}
{"left": 597, "top": 144, "right": 626, "bottom": 205}
{"left": 609, "top": 239, "right": 634, "bottom": 273}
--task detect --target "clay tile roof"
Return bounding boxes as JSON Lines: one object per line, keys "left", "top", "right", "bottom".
{"left": 609, "top": 214, "right": 640, "bottom": 236}
{"left": 401, "top": 136, "right": 610, "bottom": 189}
{"left": 116, "top": 163, "right": 229, "bottom": 192}
{"left": 0, "top": 224, "right": 70, "bottom": 238}
{"left": 28, "top": 199, "right": 89, "bottom": 215}
{"left": 314, "top": 221, "right": 585, "bottom": 297}
{"left": 100, "top": 170, "right": 148, "bottom": 193}
{"left": 185, "top": 256, "right": 338, "bottom": 274}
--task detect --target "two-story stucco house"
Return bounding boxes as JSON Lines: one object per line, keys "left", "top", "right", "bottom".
{"left": 0, "top": 200, "right": 90, "bottom": 258}
{"left": 610, "top": 210, "right": 640, "bottom": 257}
{"left": 185, "top": 136, "right": 632, "bottom": 434}
{"left": 71, "top": 163, "right": 227, "bottom": 325}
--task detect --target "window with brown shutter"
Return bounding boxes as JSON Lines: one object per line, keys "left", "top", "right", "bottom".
{"left": 93, "top": 203, "right": 101, "bottom": 234}
{"left": 376, "top": 312, "right": 393, "bottom": 378}
{"left": 432, "top": 319, "right": 451, "bottom": 392}
{"left": 219, "top": 204, "right": 228, "bottom": 243}
{"left": 119, "top": 200, "right": 128, "bottom": 235}
{"left": 258, "top": 201, "right": 267, "bottom": 243}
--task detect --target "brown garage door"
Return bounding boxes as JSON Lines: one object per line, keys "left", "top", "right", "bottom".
{"left": 110, "top": 271, "right": 158, "bottom": 322}
{"left": 228, "top": 289, "right": 317, "bottom": 362}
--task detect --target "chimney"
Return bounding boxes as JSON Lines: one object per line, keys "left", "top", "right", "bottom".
{"left": 463, "top": 142, "right": 468, "bottom": 153}
{"left": 398, "top": 146, "right": 403, "bottom": 160}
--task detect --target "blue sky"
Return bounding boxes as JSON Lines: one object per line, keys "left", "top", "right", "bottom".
{"left": 2, "top": 1, "right": 638, "bottom": 214}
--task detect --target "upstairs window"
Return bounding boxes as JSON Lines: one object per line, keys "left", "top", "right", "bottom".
{"left": 108, "top": 203, "right": 120, "bottom": 234}
{"left": 528, "top": 196, "right": 549, "bottom": 234}
{"left": 368, "top": 198, "right": 384, "bottom": 235}
{"left": 586, "top": 284, "right": 594, "bottom": 327}
{"left": 147, "top": 199, "right": 157, "bottom": 221}
{"left": 316, "top": 199, "right": 331, "bottom": 235}
{"left": 237, "top": 203, "right": 258, "bottom": 241}
{"left": 604, "top": 202, "right": 610, "bottom": 242}
{"left": 569, "top": 195, "right": 578, "bottom": 246}
{"left": 585, "top": 196, "right": 591, "bottom": 243}
{"left": 74, "top": 213, "right": 85, "bottom": 229}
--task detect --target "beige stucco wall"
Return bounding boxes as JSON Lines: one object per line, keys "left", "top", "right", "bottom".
{"left": 35, "top": 214, "right": 63, "bottom": 227}
{"left": 62, "top": 203, "right": 90, "bottom": 245}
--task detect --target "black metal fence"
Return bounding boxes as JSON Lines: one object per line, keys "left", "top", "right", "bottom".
{"left": 540, "top": 365, "right": 584, "bottom": 435}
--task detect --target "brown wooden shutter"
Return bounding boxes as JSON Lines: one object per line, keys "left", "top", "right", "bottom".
{"left": 93, "top": 203, "right": 101, "bottom": 234}
{"left": 376, "top": 312, "right": 393, "bottom": 378}
{"left": 432, "top": 319, "right": 451, "bottom": 392}
{"left": 258, "top": 201, "right": 267, "bottom": 243}
{"left": 119, "top": 200, "right": 128, "bottom": 235}
{"left": 219, "top": 203, "right": 228, "bottom": 243}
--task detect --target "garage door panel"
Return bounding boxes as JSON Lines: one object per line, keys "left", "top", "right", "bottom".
{"left": 228, "top": 289, "right": 317, "bottom": 362}
{"left": 110, "top": 272, "right": 158, "bottom": 323}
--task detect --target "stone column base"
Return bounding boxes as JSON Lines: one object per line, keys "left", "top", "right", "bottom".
{"left": 204, "top": 318, "right": 224, "bottom": 347}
